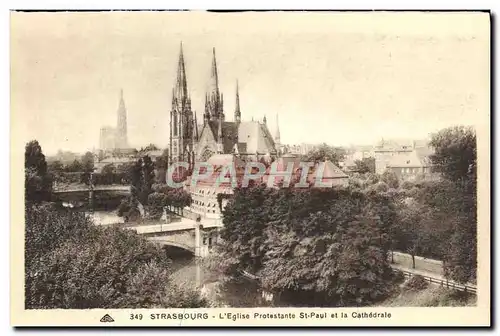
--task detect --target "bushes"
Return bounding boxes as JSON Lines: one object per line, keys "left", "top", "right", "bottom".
{"left": 404, "top": 275, "right": 428, "bottom": 291}
{"left": 25, "top": 204, "right": 206, "bottom": 309}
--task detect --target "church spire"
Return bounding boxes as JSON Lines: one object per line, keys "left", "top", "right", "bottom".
{"left": 207, "top": 47, "right": 223, "bottom": 121}
{"left": 175, "top": 42, "right": 188, "bottom": 102}
{"left": 194, "top": 111, "right": 199, "bottom": 141}
{"left": 275, "top": 113, "right": 280, "bottom": 142}
{"left": 275, "top": 113, "right": 281, "bottom": 156}
{"left": 203, "top": 93, "right": 210, "bottom": 124}
{"left": 210, "top": 47, "right": 219, "bottom": 94}
{"left": 116, "top": 88, "right": 128, "bottom": 149}
{"left": 169, "top": 42, "right": 194, "bottom": 163}
{"left": 235, "top": 80, "right": 241, "bottom": 123}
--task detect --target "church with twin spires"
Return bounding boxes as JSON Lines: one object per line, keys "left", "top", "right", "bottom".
{"left": 169, "top": 44, "right": 281, "bottom": 165}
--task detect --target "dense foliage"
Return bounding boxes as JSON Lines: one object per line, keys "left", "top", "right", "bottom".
{"left": 118, "top": 171, "right": 192, "bottom": 221}
{"left": 354, "top": 157, "right": 376, "bottom": 174}
{"left": 211, "top": 125, "right": 478, "bottom": 307}
{"left": 25, "top": 140, "right": 52, "bottom": 203}
{"left": 429, "top": 126, "right": 477, "bottom": 284}
{"left": 302, "top": 143, "right": 346, "bottom": 166}
{"left": 215, "top": 185, "right": 397, "bottom": 306}
{"left": 25, "top": 204, "right": 206, "bottom": 308}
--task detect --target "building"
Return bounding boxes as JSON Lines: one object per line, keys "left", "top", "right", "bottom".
{"left": 187, "top": 154, "right": 246, "bottom": 216}
{"left": 186, "top": 152, "right": 349, "bottom": 218}
{"left": 340, "top": 145, "right": 375, "bottom": 173}
{"left": 168, "top": 45, "right": 279, "bottom": 164}
{"left": 115, "top": 89, "right": 129, "bottom": 149}
{"left": 262, "top": 154, "right": 349, "bottom": 188}
{"left": 99, "top": 89, "right": 131, "bottom": 151}
{"left": 373, "top": 139, "right": 414, "bottom": 174}
{"left": 99, "top": 126, "right": 116, "bottom": 151}
{"left": 195, "top": 48, "right": 278, "bottom": 162}
{"left": 169, "top": 43, "right": 198, "bottom": 164}
{"left": 283, "top": 143, "right": 320, "bottom": 156}
{"left": 386, "top": 147, "right": 437, "bottom": 181}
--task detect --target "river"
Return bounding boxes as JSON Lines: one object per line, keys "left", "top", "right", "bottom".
{"left": 88, "top": 210, "right": 270, "bottom": 307}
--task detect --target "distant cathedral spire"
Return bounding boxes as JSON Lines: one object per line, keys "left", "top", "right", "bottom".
{"left": 116, "top": 89, "right": 128, "bottom": 149}
{"left": 235, "top": 80, "right": 241, "bottom": 123}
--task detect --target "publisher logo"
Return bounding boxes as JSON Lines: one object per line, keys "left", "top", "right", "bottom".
{"left": 100, "top": 314, "right": 115, "bottom": 323}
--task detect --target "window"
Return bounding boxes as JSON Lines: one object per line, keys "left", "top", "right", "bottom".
{"left": 173, "top": 112, "right": 178, "bottom": 136}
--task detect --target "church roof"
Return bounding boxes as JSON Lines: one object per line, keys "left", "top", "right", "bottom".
{"left": 312, "top": 160, "right": 349, "bottom": 179}
{"left": 387, "top": 148, "right": 433, "bottom": 168}
{"left": 204, "top": 119, "right": 277, "bottom": 155}
{"left": 237, "top": 121, "right": 276, "bottom": 154}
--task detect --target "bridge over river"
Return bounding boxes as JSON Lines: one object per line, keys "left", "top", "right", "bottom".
{"left": 89, "top": 207, "right": 223, "bottom": 257}
{"left": 53, "top": 184, "right": 131, "bottom": 209}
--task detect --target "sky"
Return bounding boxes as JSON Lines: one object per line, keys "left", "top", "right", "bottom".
{"left": 10, "top": 11, "right": 490, "bottom": 155}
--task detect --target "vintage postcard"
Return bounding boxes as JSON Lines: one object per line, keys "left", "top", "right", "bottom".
{"left": 10, "top": 10, "right": 491, "bottom": 327}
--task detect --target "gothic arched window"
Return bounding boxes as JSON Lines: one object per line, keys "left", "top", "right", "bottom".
{"left": 173, "top": 112, "right": 178, "bottom": 136}
{"left": 200, "top": 147, "right": 215, "bottom": 162}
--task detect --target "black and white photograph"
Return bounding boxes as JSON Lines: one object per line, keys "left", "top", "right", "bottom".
{"left": 10, "top": 10, "right": 490, "bottom": 327}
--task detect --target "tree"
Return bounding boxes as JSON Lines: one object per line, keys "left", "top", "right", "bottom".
{"left": 25, "top": 140, "right": 48, "bottom": 175}
{"left": 381, "top": 170, "right": 399, "bottom": 189}
{"left": 333, "top": 216, "right": 394, "bottom": 305}
{"left": 354, "top": 157, "right": 376, "bottom": 174}
{"left": 117, "top": 196, "right": 141, "bottom": 222}
{"left": 140, "top": 156, "right": 156, "bottom": 205}
{"left": 81, "top": 151, "right": 95, "bottom": 172}
{"left": 65, "top": 159, "right": 83, "bottom": 172}
{"left": 302, "top": 143, "right": 346, "bottom": 166}
{"left": 130, "top": 159, "right": 143, "bottom": 198}
{"left": 155, "top": 149, "right": 170, "bottom": 183}
{"left": 216, "top": 186, "right": 397, "bottom": 306}
{"left": 219, "top": 185, "right": 274, "bottom": 274}
{"left": 429, "top": 126, "right": 476, "bottom": 183}
{"left": 147, "top": 192, "right": 167, "bottom": 219}
{"left": 80, "top": 151, "right": 95, "bottom": 184}
{"left": 101, "top": 164, "right": 116, "bottom": 185}
{"left": 25, "top": 205, "right": 205, "bottom": 308}
{"left": 25, "top": 140, "right": 52, "bottom": 203}
{"left": 47, "top": 160, "right": 64, "bottom": 175}
{"left": 429, "top": 126, "right": 477, "bottom": 284}
{"left": 396, "top": 201, "right": 432, "bottom": 269}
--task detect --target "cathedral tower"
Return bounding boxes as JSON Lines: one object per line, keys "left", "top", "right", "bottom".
{"left": 115, "top": 89, "right": 129, "bottom": 149}
{"left": 234, "top": 80, "right": 241, "bottom": 124}
{"left": 170, "top": 43, "right": 195, "bottom": 163}
{"left": 206, "top": 48, "right": 224, "bottom": 123}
